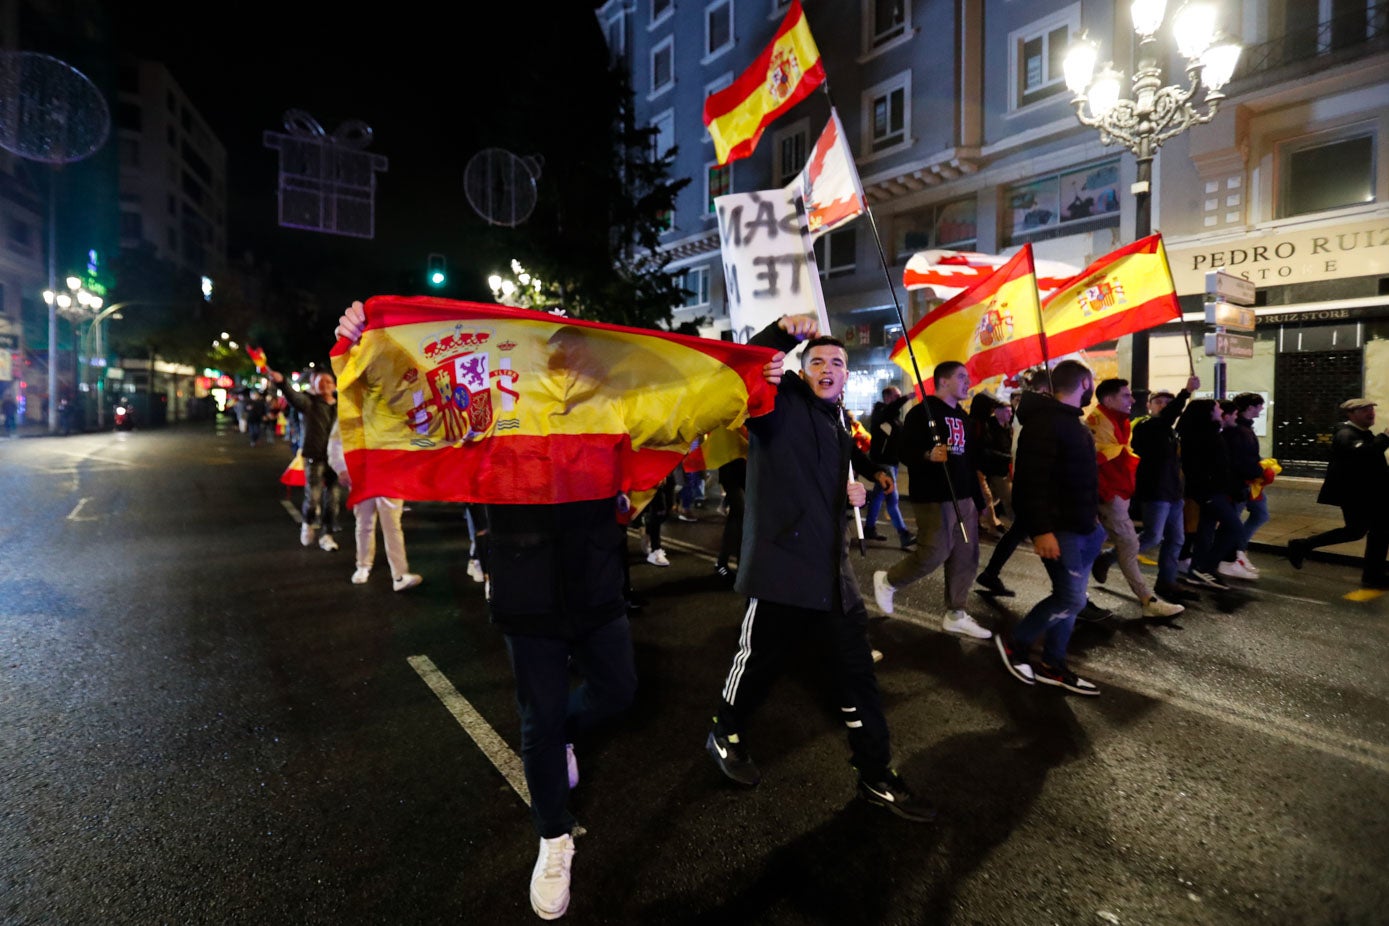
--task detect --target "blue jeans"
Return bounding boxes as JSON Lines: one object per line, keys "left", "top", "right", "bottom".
{"left": 865, "top": 464, "right": 909, "bottom": 536}
{"left": 1236, "top": 494, "right": 1269, "bottom": 550}
{"left": 1139, "top": 499, "right": 1185, "bottom": 587}
{"left": 1010, "top": 523, "right": 1106, "bottom": 669}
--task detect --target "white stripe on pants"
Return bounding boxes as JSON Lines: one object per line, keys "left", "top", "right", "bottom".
{"left": 721, "top": 598, "right": 759, "bottom": 705}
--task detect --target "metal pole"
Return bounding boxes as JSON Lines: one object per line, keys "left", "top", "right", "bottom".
{"left": 1131, "top": 156, "right": 1153, "bottom": 400}
{"left": 95, "top": 319, "right": 105, "bottom": 429}
{"left": 47, "top": 176, "right": 57, "bottom": 433}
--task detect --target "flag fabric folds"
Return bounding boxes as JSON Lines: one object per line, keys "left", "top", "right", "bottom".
{"left": 1041, "top": 234, "right": 1182, "bottom": 357}
{"left": 889, "top": 244, "right": 1045, "bottom": 388}
{"left": 329, "top": 297, "right": 779, "bottom": 508}
{"left": 703, "top": 0, "right": 824, "bottom": 165}
{"left": 246, "top": 346, "right": 268, "bottom": 373}
{"left": 903, "top": 250, "right": 1079, "bottom": 300}
{"left": 791, "top": 108, "right": 865, "bottom": 239}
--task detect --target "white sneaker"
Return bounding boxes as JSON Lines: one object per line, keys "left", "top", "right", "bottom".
{"left": 870, "top": 648, "right": 884, "bottom": 664}
{"left": 942, "top": 610, "right": 992, "bottom": 639}
{"left": 392, "top": 573, "right": 422, "bottom": 592}
{"left": 300, "top": 523, "right": 316, "bottom": 547}
{"left": 1235, "top": 551, "right": 1260, "bottom": 575}
{"left": 647, "top": 548, "right": 670, "bottom": 567}
{"left": 1141, "top": 595, "right": 1185, "bottom": 618}
{"left": 872, "top": 570, "right": 895, "bottom": 615}
{"left": 351, "top": 567, "right": 371, "bottom": 585}
{"left": 466, "top": 558, "right": 485, "bottom": 583}
{"left": 565, "top": 743, "right": 579, "bottom": 790}
{"left": 529, "top": 833, "right": 575, "bottom": 920}
{"left": 1216, "top": 560, "right": 1257, "bottom": 581}
{"left": 318, "top": 533, "right": 339, "bottom": 552}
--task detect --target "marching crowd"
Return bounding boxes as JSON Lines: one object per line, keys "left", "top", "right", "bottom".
{"left": 257, "top": 304, "right": 1385, "bottom": 921}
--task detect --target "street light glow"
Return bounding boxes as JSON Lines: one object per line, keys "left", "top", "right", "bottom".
{"left": 66, "top": 276, "right": 80, "bottom": 290}
{"left": 1172, "top": 1, "right": 1218, "bottom": 60}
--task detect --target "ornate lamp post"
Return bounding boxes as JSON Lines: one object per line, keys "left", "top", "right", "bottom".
{"left": 41, "top": 276, "right": 102, "bottom": 432}
{"left": 1064, "top": 0, "right": 1241, "bottom": 392}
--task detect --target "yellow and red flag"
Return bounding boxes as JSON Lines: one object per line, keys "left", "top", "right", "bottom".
{"left": 701, "top": 425, "right": 749, "bottom": 473}
{"left": 280, "top": 451, "right": 306, "bottom": 487}
{"left": 1041, "top": 234, "right": 1182, "bottom": 357}
{"left": 890, "top": 244, "right": 1045, "bottom": 389}
{"left": 246, "top": 346, "right": 268, "bottom": 373}
{"left": 703, "top": 0, "right": 824, "bottom": 165}
{"left": 329, "top": 297, "right": 778, "bottom": 508}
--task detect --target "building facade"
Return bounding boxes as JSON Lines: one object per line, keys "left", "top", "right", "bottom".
{"left": 597, "top": 0, "right": 1388, "bottom": 474}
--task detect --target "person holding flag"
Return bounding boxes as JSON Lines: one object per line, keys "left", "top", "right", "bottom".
{"left": 706, "top": 315, "right": 936, "bottom": 823}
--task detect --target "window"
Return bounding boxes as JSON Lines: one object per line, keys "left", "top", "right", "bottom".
{"left": 675, "top": 266, "right": 711, "bottom": 308}
{"left": 1279, "top": 131, "right": 1376, "bottom": 218}
{"left": 652, "top": 0, "right": 673, "bottom": 26}
{"left": 604, "top": 14, "right": 625, "bottom": 64}
{"left": 893, "top": 198, "right": 978, "bottom": 257}
{"left": 651, "top": 110, "right": 676, "bottom": 161}
{"left": 116, "top": 101, "right": 142, "bottom": 132}
{"left": 706, "top": 161, "right": 731, "bottom": 214}
{"left": 814, "top": 227, "right": 858, "bottom": 278}
{"left": 867, "top": 0, "right": 907, "bottom": 49}
{"left": 6, "top": 219, "right": 32, "bottom": 255}
{"left": 774, "top": 120, "right": 808, "bottom": 186}
{"left": 863, "top": 72, "right": 910, "bottom": 154}
{"left": 1010, "top": 6, "right": 1078, "bottom": 109}
{"left": 1003, "top": 159, "right": 1121, "bottom": 245}
{"left": 703, "top": 73, "right": 733, "bottom": 142}
{"left": 651, "top": 35, "right": 675, "bottom": 95}
{"left": 706, "top": 1, "right": 734, "bottom": 60}
{"left": 119, "top": 137, "right": 140, "bottom": 168}
{"left": 120, "top": 211, "right": 143, "bottom": 240}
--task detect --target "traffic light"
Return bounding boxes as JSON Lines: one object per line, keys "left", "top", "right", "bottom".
{"left": 427, "top": 253, "right": 447, "bottom": 289}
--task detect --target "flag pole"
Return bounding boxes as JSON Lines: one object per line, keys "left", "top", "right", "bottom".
{"left": 818, "top": 85, "right": 968, "bottom": 544}
{"left": 1033, "top": 251, "right": 1057, "bottom": 394}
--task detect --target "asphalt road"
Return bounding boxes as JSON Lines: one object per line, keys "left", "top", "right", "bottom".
{"left": 2, "top": 422, "right": 1386, "bottom": 925}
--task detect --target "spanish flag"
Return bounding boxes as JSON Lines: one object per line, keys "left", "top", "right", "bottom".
{"left": 889, "top": 245, "right": 1045, "bottom": 389}
{"left": 330, "top": 297, "right": 778, "bottom": 508}
{"left": 1041, "top": 234, "right": 1182, "bottom": 357}
{"left": 703, "top": 0, "right": 825, "bottom": 165}
{"left": 246, "top": 346, "right": 268, "bottom": 373}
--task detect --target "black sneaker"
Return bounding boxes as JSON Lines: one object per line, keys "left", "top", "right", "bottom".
{"left": 1287, "top": 540, "right": 1306, "bottom": 570}
{"left": 1154, "top": 582, "right": 1198, "bottom": 603}
{"left": 1077, "top": 600, "right": 1116, "bottom": 622}
{"left": 706, "top": 730, "right": 760, "bottom": 787}
{"left": 865, "top": 531, "right": 888, "bottom": 541}
{"left": 994, "top": 633, "right": 1036, "bottom": 685}
{"left": 975, "top": 571, "right": 1015, "bottom": 597}
{"left": 714, "top": 564, "right": 737, "bottom": 584}
{"left": 1034, "top": 662, "right": 1101, "bottom": 696}
{"left": 898, "top": 533, "right": 917, "bottom": 550}
{"left": 857, "top": 770, "right": 937, "bottom": 823}
{"left": 1187, "top": 569, "right": 1230, "bottom": 591}
{"left": 1091, "top": 548, "right": 1116, "bottom": 584}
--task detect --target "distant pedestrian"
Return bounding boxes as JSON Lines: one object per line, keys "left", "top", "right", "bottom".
{"left": 864, "top": 385, "right": 916, "bottom": 549}
{"left": 1288, "top": 398, "right": 1389, "bottom": 589}
{"left": 968, "top": 390, "right": 1013, "bottom": 535}
{"left": 1, "top": 392, "right": 16, "bottom": 438}
{"left": 246, "top": 391, "right": 267, "bottom": 446}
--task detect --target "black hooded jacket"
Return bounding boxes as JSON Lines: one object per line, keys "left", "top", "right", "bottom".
{"left": 1012, "top": 391, "right": 1099, "bottom": 537}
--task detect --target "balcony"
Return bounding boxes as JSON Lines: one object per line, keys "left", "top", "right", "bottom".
{"left": 1232, "top": 2, "right": 1388, "bottom": 83}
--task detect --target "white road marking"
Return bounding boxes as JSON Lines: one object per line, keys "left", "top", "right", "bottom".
{"left": 408, "top": 654, "right": 532, "bottom": 806}
{"left": 279, "top": 499, "right": 303, "bottom": 522}
{"left": 66, "top": 497, "right": 96, "bottom": 521}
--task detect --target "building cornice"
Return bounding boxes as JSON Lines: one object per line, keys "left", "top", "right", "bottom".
{"left": 859, "top": 147, "right": 984, "bottom": 204}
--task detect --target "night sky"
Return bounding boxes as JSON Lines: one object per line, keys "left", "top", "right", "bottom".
{"left": 106, "top": 2, "right": 611, "bottom": 313}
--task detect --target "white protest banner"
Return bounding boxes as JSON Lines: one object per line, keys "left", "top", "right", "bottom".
{"left": 716, "top": 187, "right": 830, "bottom": 344}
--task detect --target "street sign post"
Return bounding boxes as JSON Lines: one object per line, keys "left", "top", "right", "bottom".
{"left": 1204, "top": 270, "right": 1257, "bottom": 398}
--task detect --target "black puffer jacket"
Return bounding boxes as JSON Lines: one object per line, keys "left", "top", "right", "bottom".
{"left": 1177, "top": 403, "right": 1230, "bottom": 502}
{"left": 1012, "top": 391, "right": 1098, "bottom": 537}
{"left": 1318, "top": 423, "right": 1389, "bottom": 507}
{"left": 278, "top": 384, "right": 336, "bottom": 461}
{"left": 1221, "top": 417, "right": 1263, "bottom": 502}
{"left": 736, "top": 323, "right": 882, "bottom": 612}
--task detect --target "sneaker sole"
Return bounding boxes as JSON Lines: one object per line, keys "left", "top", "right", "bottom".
{"left": 994, "top": 635, "right": 1035, "bottom": 685}
{"left": 943, "top": 624, "right": 993, "bottom": 640}
{"left": 530, "top": 895, "right": 569, "bottom": 921}
{"left": 1035, "top": 674, "right": 1101, "bottom": 696}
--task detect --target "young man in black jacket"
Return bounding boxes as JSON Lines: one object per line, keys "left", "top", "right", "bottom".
{"left": 1220, "top": 392, "right": 1268, "bottom": 579}
{"left": 1132, "top": 377, "right": 1200, "bottom": 603}
{"left": 872, "top": 361, "right": 992, "bottom": 640}
{"left": 994, "top": 360, "right": 1105, "bottom": 696}
{"left": 268, "top": 367, "right": 340, "bottom": 551}
{"left": 707, "top": 316, "right": 935, "bottom": 823}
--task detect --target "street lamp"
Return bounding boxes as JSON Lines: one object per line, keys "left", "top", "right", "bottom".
{"left": 1064, "top": 0, "right": 1241, "bottom": 392}
{"left": 42, "top": 277, "right": 103, "bottom": 432}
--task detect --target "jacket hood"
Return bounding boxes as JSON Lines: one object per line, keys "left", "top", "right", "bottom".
{"left": 1015, "top": 390, "right": 1070, "bottom": 425}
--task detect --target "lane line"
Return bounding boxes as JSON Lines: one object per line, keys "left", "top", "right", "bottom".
{"left": 408, "top": 654, "right": 531, "bottom": 806}
{"left": 66, "top": 497, "right": 94, "bottom": 521}
{"left": 279, "top": 499, "right": 303, "bottom": 523}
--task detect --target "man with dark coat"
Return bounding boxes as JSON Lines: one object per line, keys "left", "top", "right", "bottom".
{"left": 1132, "top": 377, "right": 1199, "bottom": 602}
{"left": 707, "top": 315, "right": 935, "bottom": 823}
{"left": 1289, "top": 398, "right": 1389, "bottom": 588}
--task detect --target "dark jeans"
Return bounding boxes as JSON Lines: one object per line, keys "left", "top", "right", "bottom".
{"left": 1191, "top": 494, "right": 1241, "bottom": 574}
{"left": 1302, "top": 504, "right": 1389, "bottom": 582}
{"left": 981, "top": 517, "right": 1028, "bottom": 578}
{"left": 718, "top": 484, "right": 745, "bottom": 566}
{"left": 505, "top": 615, "right": 637, "bottom": 838}
{"left": 303, "top": 459, "right": 340, "bottom": 532}
{"left": 1009, "top": 523, "right": 1106, "bottom": 668}
{"left": 716, "top": 597, "right": 892, "bottom": 780}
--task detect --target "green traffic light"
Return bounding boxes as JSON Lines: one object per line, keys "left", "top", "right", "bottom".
{"left": 429, "top": 271, "right": 446, "bottom": 286}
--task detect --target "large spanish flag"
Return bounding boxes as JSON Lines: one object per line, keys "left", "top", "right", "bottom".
{"left": 703, "top": 0, "right": 824, "bottom": 165}
{"left": 889, "top": 245, "right": 1045, "bottom": 388}
{"left": 329, "top": 297, "right": 778, "bottom": 508}
{"left": 1041, "top": 234, "right": 1182, "bottom": 357}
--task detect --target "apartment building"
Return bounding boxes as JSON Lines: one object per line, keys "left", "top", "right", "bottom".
{"left": 598, "top": 0, "right": 1388, "bottom": 473}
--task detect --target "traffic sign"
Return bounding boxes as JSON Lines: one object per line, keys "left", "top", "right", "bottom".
{"left": 1205, "top": 270, "right": 1256, "bottom": 306}
{"left": 1204, "top": 332, "right": 1255, "bottom": 359}
{"left": 1205, "top": 300, "right": 1257, "bottom": 331}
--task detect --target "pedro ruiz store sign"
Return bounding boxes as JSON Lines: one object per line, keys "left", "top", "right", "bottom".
{"left": 1168, "top": 216, "right": 1389, "bottom": 296}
